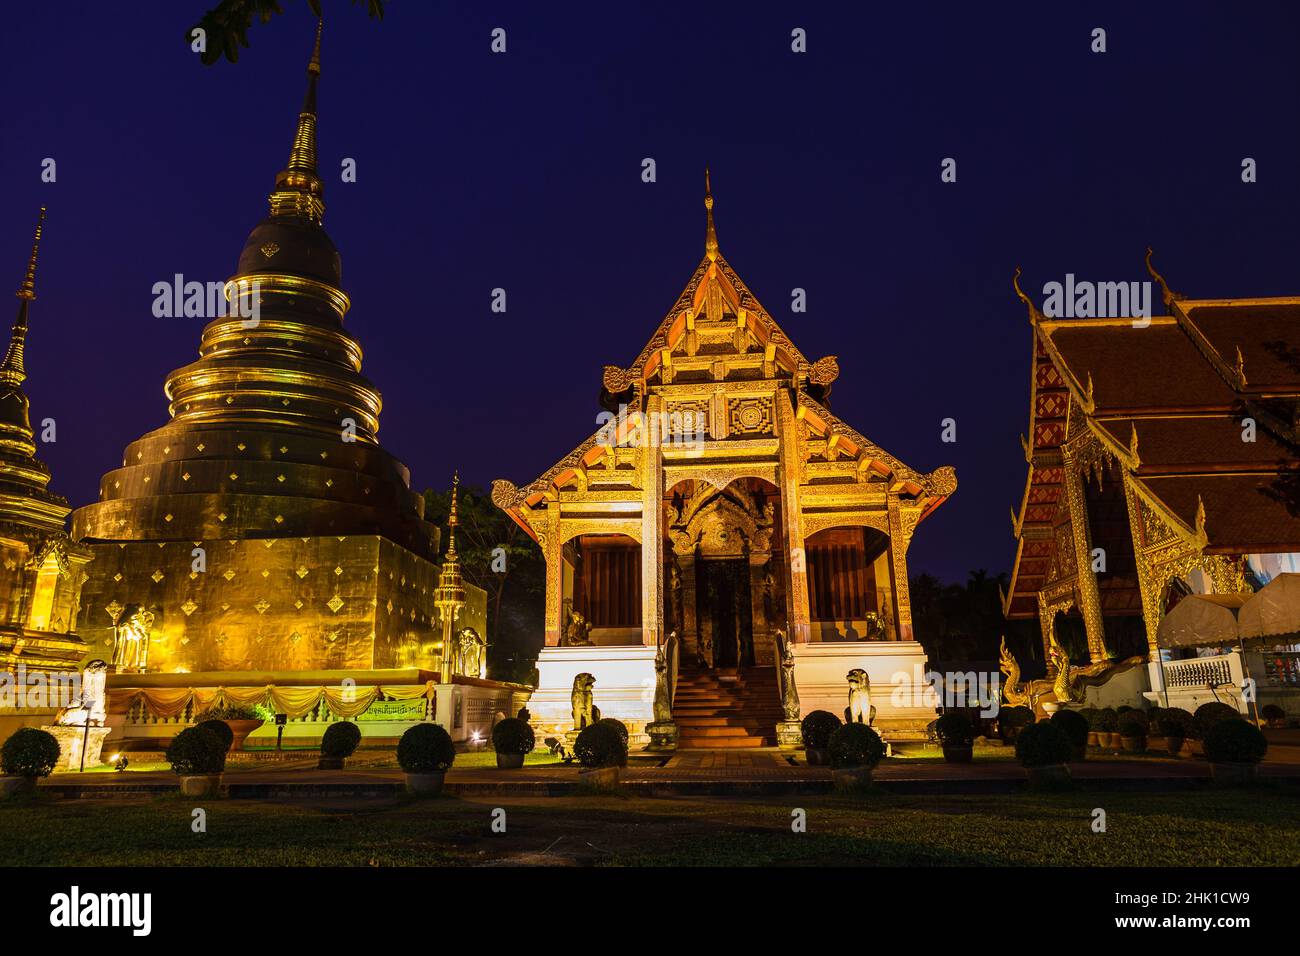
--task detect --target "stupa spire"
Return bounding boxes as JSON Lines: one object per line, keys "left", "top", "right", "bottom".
{"left": 268, "top": 17, "right": 325, "bottom": 223}
{"left": 704, "top": 167, "right": 719, "bottom": 261}
{"left": 2, "top": 206, "right": 46, "bottom": 386}
{"left": 445, "top": 471, "right": 460, "bottom": 560}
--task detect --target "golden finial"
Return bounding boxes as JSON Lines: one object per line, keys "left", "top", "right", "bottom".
{"left": 1235, "top": 345, "right": 1247, "bottom": 386}
{"left": 704, "top": 167, "right": 719, "bottom": 261}
{"left": 1012, "top": 266, "right": 1043, "bottom": 324}
{"left": 15, "top": 207, "right": 45, "bottom": 301}
{"left": 308, "top": 16, "right": 323, "bottom": 76}
{"left": 1145, "top": 247, "right": 1183, "bottom": 310}
{"left": 446, "top": 471, "right": 459, "bottom": 558}
{"left": 1129, "top": 422, "right": 1140, "bottom": 463}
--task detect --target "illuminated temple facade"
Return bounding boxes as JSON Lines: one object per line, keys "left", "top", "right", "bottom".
{"left": 494, "top": 177, "right": 956, "bottom": 744}
{"left": 1004, "top": 256, "right": 1300, "bottom": 710}
{"left": 66, "top": 27, "right": 490, "bottom": 733}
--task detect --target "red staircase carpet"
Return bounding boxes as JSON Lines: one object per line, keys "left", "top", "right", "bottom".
{"left": 672, "top": 666, "right": 782, "bottom": 749}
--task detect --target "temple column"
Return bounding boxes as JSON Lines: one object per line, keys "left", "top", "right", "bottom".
{"left": 640, "top": 398, "right": 664, "bottom": 647}
{"left": 886, "top": 496, "right": 915, "bottom": 642}
{"left": 1061, "top": 443, "right": 1108, "bottom": 663}
{"left": 776, "top": 391, "right": 811, "bottom": 642}
{"left": 543, "top": 507, "right": 563, "bottom": 647}
{"left": 749, "top": 551, "right": 772, "bottom": 664}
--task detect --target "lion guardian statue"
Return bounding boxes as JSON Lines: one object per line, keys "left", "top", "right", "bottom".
{"left": 570, "top": 672, "right": 600, "bottom": 730}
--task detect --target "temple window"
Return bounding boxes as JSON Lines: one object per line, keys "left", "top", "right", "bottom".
{"left": 806, "top": 526, "right": 893, "bottom": 641}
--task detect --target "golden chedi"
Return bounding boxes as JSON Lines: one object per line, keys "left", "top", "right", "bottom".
{"left": 0, "top": 208, "right": 93, "bottom": 676}
{"left": 71, "top": 24, "right": 484, "bottom": 675}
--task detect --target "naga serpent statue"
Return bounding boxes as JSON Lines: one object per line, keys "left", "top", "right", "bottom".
{"left": 999, "top": 636, "right": 1145, "bottom": 710}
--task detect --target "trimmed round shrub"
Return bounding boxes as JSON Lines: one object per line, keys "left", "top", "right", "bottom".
{"left": 196, "top": 718, "right": 234, "bottom": 752}
{"left": 1014, "top": 721, "right": 1074, "bottom": 768}
{"left": 596, "top": 718, "right": 629, "bottom": 749}
{"left": 828, "top": 723, "right": 887, "bottom": 769}
{"left": 491, "top": 717, "right": 535, "bottom": 755}
{"left": 1095, "top": 708, "right": 1119, "bottom": 732}
{"left": 1192, "top": 702, "right": 1240, "bottom": 740}
{"left": 192, "top": 704, "right": 261, "bottom": 723}
{"left": 165, "top": 726, "right": 227, "bottom": 776}
{"left": 1078, "top": 707, "right": 1099, "bottom": 728}
{"left": 1, "top": 728, "right": 61, "bottom": 779}
{"left": 1262, "top": 704, "right": 1286, "bottom": 721}
{"left": 801, "top": 710, "right": 842, "bottom": 749}
{"left": 1203, "top": 719, "right": 1268, "bottom": 764}
{"left": 1156, "top": 707, "right": 1193, "bottom": 739}
{"left": 320, "top": 721, "right": 362, "bottom": 759}
{"left": 1049, "top": 709, "right": 1090, "bottom": 749}
{"left": 997, "top": 706, "right": 1034, "bottom": 735}
{"left": 1118, "top": 714, "right": 1149, "bottom": 738}
{"left": 1117, "top": 705, "right": 1134, "bottom": 714}
{"left": 397, "top": 723, "right": 456, "bottom": 774}
{"left": 574, "top": 722, "right": 626, "bottom": 769}
{"left": 935, "top": 711, "right": 975, "bottom": 746}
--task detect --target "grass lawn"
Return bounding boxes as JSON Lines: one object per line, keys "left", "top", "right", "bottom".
{"left": 3, "top": 787, "right": 1297, "bottom": 867}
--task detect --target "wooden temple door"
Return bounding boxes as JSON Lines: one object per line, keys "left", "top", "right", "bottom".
{"left": 699, "top": 558, "right": 754, "bottom": 668}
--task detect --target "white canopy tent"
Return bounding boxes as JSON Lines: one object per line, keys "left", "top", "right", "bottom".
{"left": 1238, "top": 573, "right": 1300, "bottom": 643}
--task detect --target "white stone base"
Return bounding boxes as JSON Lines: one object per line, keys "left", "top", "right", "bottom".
{"left": 530, "top": 645, "right": 655, "bottom": 746}
{"left": 791, "top": 641, "right": 935, "bottom": 738}
{"left": 43, "top": 725, "right": 113, "bottom": 771}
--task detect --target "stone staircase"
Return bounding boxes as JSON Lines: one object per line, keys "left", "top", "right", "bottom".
{"left": 672, "top": 666, "right": 783, "bottom": 749}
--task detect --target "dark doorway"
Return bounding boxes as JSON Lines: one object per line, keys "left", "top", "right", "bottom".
{"left": 699, "top": 558, "right": 754, "bottom": 668}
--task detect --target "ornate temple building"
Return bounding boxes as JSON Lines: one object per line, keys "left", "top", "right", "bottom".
{"left": 0, "top": 208, "right": 93, "bottom": 683}
{"left": 1004, "top": 255, "right": 1300, "bottom": 707}
{"left": 494, "top": 175, "right": 956, "bottom": 745}
{"left": 64, "top": 24, "right": 502, "bottom": 743}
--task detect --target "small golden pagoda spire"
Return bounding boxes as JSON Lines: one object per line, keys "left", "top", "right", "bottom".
{"left": 269, "top": 17, "right": 325, "bottom": 223}
{"left": 704, "top": 167, "right": 719, "bottom": 261}
{"left": 2, "top": 207, "right": 46, "bottom": 386}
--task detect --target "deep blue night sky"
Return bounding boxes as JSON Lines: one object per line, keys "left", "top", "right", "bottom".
{"left": 1, "top": 2, "right": 1297, "bottom": 582}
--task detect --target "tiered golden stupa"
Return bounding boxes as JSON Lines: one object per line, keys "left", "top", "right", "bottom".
{"left": 0, "top": 208, "right": 93, "bottom": 678}
{"left": 71, "top": 23, "right": 485, "bottom": 677}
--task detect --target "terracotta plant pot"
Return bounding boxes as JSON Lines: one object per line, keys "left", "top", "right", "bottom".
{"left": 404, "top": 771, "right": 446, "bottom": 796}
{"left": 1210, "top": 762, "right": 1259, "bottom": 786}
{"left": 577, "top": 765, "right": 620, "bottom": 792}
{"left": 1103, "top": 732, "right": 1121, "bottom": 749}
{"left": 1121, "top": 735, "right": 1147, "bottom": 754}
{"left": 0, "top": 776, "right": 37, "bottom": 797}
{"left": 1086, "top": 731, "right": 1100, "bottom": 748}
{"left": 223, "top": 719, "right": 264, "bottom": 752}
{"left": 1026, "top": 764, "right": 1072, "bottom": 788}
{"left": 496, "top": 752, "right": 525, "bottom": 769}
{"left": 317, "top": 756, "right": 345, "bottom": 770}
{"left": 805, "top": 748, "right": 831, "bottom": 766}
{"left": 831, "top": 766, "right": 874, "bottom": 791}
{"left": 1164, "top": 736, "right": 1185, "bottom": 757}
{"left": 178, "top": 774, "right": 223, "bottom": 797}
{"left": 941, "top": 743, "right": 973, "bottom": 764}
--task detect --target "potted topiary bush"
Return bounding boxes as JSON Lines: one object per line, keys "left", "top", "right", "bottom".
{"left": 1156, "top": 708, "right": 1193, "bottom": 756}
{"left": 1203, "top": 718, "right": 1268, "bottom": 785}
{"left": 166, "top": 725, "right": 227, "bottom": 797}
{"left": 1261, "top": 704, "right": 1287, "bottom": 729}
{"left": 574, "top": 721, "right": 627, "bottom": 791}
{"left": 1191, "top": 701, "right": 1240, "bottom": 744}
{"left": 595, "top": 718, "right": 630, "bottom": 766}
{"left": 1015, "top": 721, "right": 1074, "bottom": 787}
{"left": 1049, "top": 709, "right": 1090, "bottom": 761}
{"left": 1094, "top": 708, "right": 1119, "bottom": 749}
{"left": 195, "top": 718, "right": 235, "bottom": 753}
{"left": 935, "top": 711, "right": 975, "bottom": 763}
{"left": 318, "top": 721, "right": 362, "bottom": 770}
{"left": 191, "top": 704, "right": 264, "bottom": 752}
{"left": 827, "top": 722, "right": 886, "bottom": 790}
{"left": 997, "top": 705, "right": 1034, "bottom": 744}
{"left": 491, "top": 717, "right": 535, "bottom": 769}
{"left": 1078, "top": 708, "right": 1100, "bottom": 748}
{"left": 397, "top": 723, "right": 456, "bottom": 796}
{"left": 801, "top": 710, "right": 842, "bottom": 766}
{"left": 0, "top": 728, "right": 61, "bottom": 796}
{"left": 1118, "top": 712, "right": 1149, "bottom": 753}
